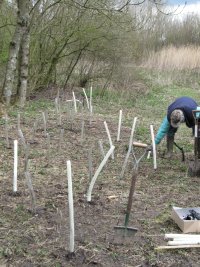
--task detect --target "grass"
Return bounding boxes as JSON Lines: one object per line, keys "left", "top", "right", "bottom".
{"left": 8, "top": 99, "right": 54, "bottom": 119}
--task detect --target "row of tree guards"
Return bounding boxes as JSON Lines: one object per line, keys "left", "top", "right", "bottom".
{"left": 7, "top": 87, "right": 156, "bottom": 254}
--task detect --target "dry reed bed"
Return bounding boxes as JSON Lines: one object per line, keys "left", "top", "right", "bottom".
{"left": 143, "top": 45, "right": 200, "bottom": 70}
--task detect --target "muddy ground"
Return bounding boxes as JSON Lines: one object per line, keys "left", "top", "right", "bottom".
{"left": 0, "top": 89, "right": 200, "bottom": 267}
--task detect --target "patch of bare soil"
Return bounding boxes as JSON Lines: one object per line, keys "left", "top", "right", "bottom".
{"left": 0, "top": 92, "right": 200, "bottom": 267}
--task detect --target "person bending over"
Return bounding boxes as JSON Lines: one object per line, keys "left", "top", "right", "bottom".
{"left": 155, "top": 96, "right": 199, "bottom": 157}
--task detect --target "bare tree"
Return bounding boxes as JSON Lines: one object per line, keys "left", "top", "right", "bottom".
{"left": 1, "top": 0, "right": 184, "bottom": 106}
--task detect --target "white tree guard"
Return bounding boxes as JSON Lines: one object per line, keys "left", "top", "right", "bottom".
{"left": 117, "top": 110, "right": 122, "bottom": 141}
{"left": 150, "top": 124, "right": 157, "bottom": 170}
{"left": 67, "top": 160, "right": 75, "bottom": 253}
{"left": 13, "top": 140, "right": 18, "bottom": 192}
{"left": 165, "top": 234, "right": 200, "bottom": 239}
{"left": 87, "top": 145, "right": 115, "bottom": 202}
{"left": 82, "top": 88, "right": 89, "bottom": 109}
{"left": 72, "top": 91, "right": 77, "bottom": 113}
{"left": 104, "top": 121, "right": 114, "bottom": 159}
{"left": 168, "top": 240, "right": 200, "bottom": 246}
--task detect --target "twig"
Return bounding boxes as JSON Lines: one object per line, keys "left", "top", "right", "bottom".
{"left": 46, "top": 133, "right": 50, "bottom": 164}
{"left": 42, "top": 111, "right": 47, "bottom": 137}
{"left": 88, "top": 146, "right": 93, "bottom": 182}
{"left": 24, "top": 143, "right": 30, "bottom": 172}
{"left": 25, "top": 171, "right": 36, "bottom": 213}
{"left": 59, "top": 129, "right": 64, "bottom": 152}
{"left": 98, "top": 140, "right": 105, "bottom": 158}
{"left": 80, "top": 120, "right": 85, "bottom": 144}
{"left": 18, "top": 128, "right": 26, "bottom": 149}
{"left": 17, "top": 113, "right": 21, "bottom": 131}
{"left": 32, "top": 119, "right": 38, "bottom": 140}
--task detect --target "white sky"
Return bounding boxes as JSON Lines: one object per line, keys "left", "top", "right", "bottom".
{"left": 168, "top": 1, "right": 200, "bottom": 16}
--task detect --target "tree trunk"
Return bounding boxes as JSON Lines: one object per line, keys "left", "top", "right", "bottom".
{"left": 2, "top": 10, "right": 23, "bottom": 105}
{"left": 1, "top": 0, "right": 30, "bottom": 106}
{"left": 17, "top": 28, "right": 30, "bottom": 107}
{"left": 17, "top": 0, "right": 30, "bottom": 107}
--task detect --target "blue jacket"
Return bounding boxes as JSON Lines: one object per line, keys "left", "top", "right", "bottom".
{"left": 155, "top": 97, "right": 198, "bottom": 145}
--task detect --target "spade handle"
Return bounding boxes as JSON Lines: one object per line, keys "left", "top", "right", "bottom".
{"left": 133, "top": 142, "right": 147, "bottom": 148}
{"left": 124, "top": 170, "right": 137, "bottom": 226}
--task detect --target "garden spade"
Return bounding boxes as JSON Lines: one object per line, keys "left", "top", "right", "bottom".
{"left": 114, "top": 169, "right": 138, "bottom": 237}
{"left": 114, "top": 142, "right": 148, "bottom": 238}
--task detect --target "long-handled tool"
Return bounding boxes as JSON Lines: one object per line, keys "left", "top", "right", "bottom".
{"left": 174, "top": 141, "right": 185, "bottom": 162}
{"left": 188, "top": 109, "right": 200, "bottom": 176}
{"left": 114, "top": 142, "right": 148, "bottom": 237}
